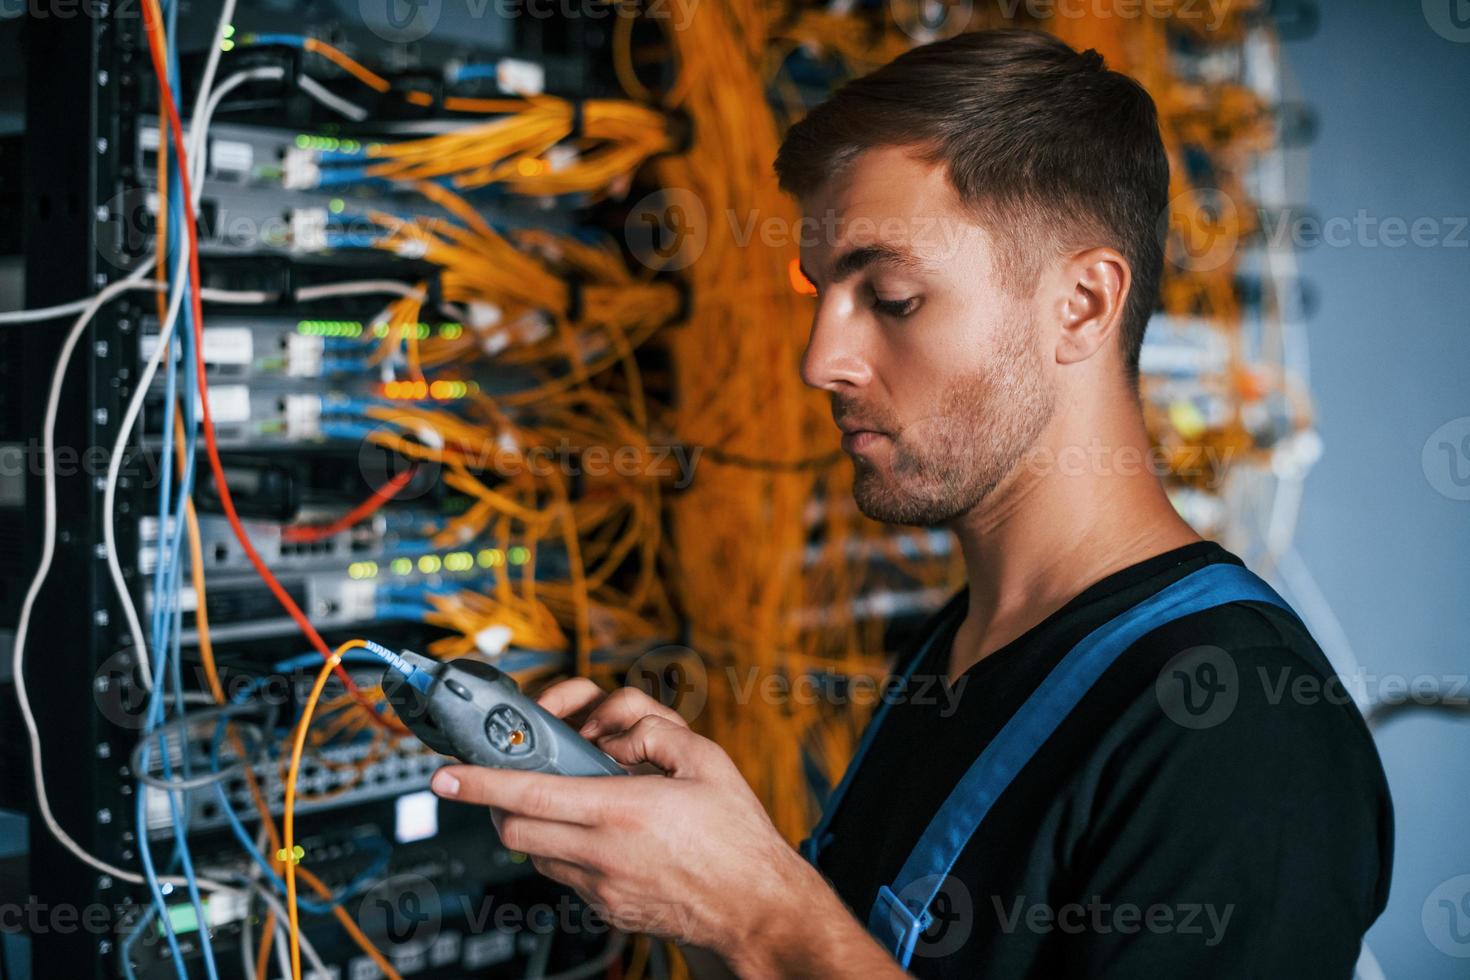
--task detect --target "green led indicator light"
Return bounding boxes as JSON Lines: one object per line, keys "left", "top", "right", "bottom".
{"left": 508, "top": 546, "right": 530, "bottom": 566}
{"left": 296, "top": 320, "right": 364, "bottom": 338}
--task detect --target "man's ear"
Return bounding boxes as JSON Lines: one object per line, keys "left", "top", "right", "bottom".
{"left": 1055, "top": 247, "right": 1130, "bottom": 367}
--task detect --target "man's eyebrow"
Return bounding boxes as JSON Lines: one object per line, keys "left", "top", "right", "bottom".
{"left": 803, "top": 242, "right": 928, "bottom": 288}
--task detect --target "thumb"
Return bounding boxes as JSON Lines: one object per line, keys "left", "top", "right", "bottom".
{"left": 596, "top": 714, "right": 712, "bottom": 778}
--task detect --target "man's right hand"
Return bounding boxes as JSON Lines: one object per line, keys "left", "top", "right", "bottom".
{"left": 536, "top": 678, "right": 690, "bottom": 770}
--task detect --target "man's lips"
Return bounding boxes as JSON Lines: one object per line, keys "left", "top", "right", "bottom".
{"left": 840, "top": 429, "right": 888, "bottom": 454}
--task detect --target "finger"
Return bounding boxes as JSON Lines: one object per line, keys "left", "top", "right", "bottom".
{"left": 527, "top": 856, "right": 595, "bottom": 895}
{"left": 535, "top": 677, "right": 609, "bottom": 726}
{"left": 431, "top": 765, "right": 617, "bottom": 824}
{"left": 579, "top": 686, "right": 688, "bottom": 740}
{"left": 595, "top": 715, "right": 713, "bottom": 777}
{"left": 493, "top": 813, "right": 596, "bottom": 865}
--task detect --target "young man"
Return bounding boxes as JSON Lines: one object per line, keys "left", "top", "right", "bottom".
{"left": 430, "top": 29, "right": 1392, "bottom": 977}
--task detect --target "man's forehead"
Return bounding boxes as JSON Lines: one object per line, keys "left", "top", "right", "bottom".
{"left": 797, "top": 148, "right": 985, "bottom": 273}
{"left": 802, "top": 148, "right": 957, "bottom": 228}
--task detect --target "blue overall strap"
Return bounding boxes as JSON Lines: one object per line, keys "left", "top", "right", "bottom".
{"left": 867, "top": 563, "right": 1296, "bottom": 967}
{"left": 799, "top": 595, "right": 967, "bottom": 864}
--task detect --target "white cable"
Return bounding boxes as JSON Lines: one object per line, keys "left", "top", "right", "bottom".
{"left": 104, "top": 0, "right": 249, "bottom": 695}
{"left": 12, "top": 0, "right": 242, "bottom": 891}
{"left": 102, "top": 221, "right": 192, "bottom": 692}
{"left": 186, "top": 0, "right": 237, "bottom": 191}
{"left": 298, "top": 74, "right": 369, "bottom": 122}
{"left": 0, "top": 282, "right": 273, "bottom": 326}
{"left": 13, "top": 271, "right": 156, "bottom": 885}
{"left": 1276, "top": 547, "right": 1371, "bottom": 709}
{"left": 19, "top": 259, "right": 450, "bottom": 729}
{"left": 295, "top": 279, "right": 427, "bottom": 302}
{"left": 239, "top": 890, "right": 257, "bottom": 980}
{"left": 0, "top": 277, "right": 159, "bottom": 325}
{"left": 7, "top": 73, "right": 483, "bottom": 960}
{"left": 239, "top": 825, "right": 269, "bottom": 980}
{"left": 240, "top": 906, "right": 257, "bottom": 980}
{"left": 0, "top": 12, "right": 245, "bottom": 329}
{"left": 0, "top": 296, "right": 107, "bottom": 325}
{"left": 377, "top": 118, "right": 489, "bottom": 135}
{"left": 3, "top": 280, "right": 427, "bottom": 327}
{"left": 275, "top": 918, "right": 298, "bottom": 980}
{"left": 237, "top": 878, "right": 330, "bottom": 978}
{"left": 189, "top": 66, "right": 286, "bottom": 202}
{"left": 8, "top": 263, "right": 241, "bottom": 891}
{"left": 200, "top": 286, "right": 277, "bottom": 304}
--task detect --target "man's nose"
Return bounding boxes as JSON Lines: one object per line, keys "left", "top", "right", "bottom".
{"left": 800, "top": 302, "right": 872, "bottom": 391}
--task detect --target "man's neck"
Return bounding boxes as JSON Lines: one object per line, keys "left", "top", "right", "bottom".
{"left": 943, "top": 405, "right": 1201, "bottom": 682}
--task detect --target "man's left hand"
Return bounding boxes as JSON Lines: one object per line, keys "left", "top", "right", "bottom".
{"left": 428, "top": 697, "right": 820, "bottom": 964}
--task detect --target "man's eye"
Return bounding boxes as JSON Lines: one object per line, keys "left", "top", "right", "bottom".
{"left": 872, "top": 296, "right": 920, "bottom": 318}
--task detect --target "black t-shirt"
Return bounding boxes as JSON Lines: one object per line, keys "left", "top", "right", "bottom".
{"left": 817, "top": 542, "right": 1393, "bottom": 978}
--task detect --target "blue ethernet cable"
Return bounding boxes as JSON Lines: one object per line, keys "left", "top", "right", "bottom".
{"left": 137, "top": 234, "right": 188, "bottom": 980}
{"left": 119, "top": 905, "right": 157, "bottom": 980}
{"left": 236, "top": 31, "right": 308, "bottom": 48}
{"left": 133, "top": 103, "right": 219, "bottom": 980}
{"left": 447, "top": 63, "right": 500, "bottom": 85}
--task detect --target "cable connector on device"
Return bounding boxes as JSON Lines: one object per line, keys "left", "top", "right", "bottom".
{"left": 364, "top": 641, "right": 436, "bottom": 694}
{"left": 281, "top": 148, "right": 321, "bottom": 190}
{"left": 290, "top": 208, "right": 328, "bottom": 251}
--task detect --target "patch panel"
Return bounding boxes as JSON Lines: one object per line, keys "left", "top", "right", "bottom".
{"left": 140, "top": 381, "right": 494, "bottom": 448}
{"left": 144, "top": 735, "right": 448, "bottom": 838}
{"left": 11, "top": 0, "right": 666, "bottom": 976}
{"left": 145, "top": 559, "right": 533, "bottom": 644}
{"left": 130, "top": 120, "right": 584, "bottom": 260}
{"left": 141, "top": 314, "right": 478, "bottom": 384}
{"left": 141, "top": 508, "right": 453, "bottom": 575}
{"left": 141, "top": 511, "right": 547, "bottom": 584}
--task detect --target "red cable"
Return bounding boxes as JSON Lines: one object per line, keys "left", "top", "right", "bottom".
{"left": 138, "top": 0, "right": 403, "bottom": 731}
{"left": 281, "top": 468, "right": 415, "bottom": 544}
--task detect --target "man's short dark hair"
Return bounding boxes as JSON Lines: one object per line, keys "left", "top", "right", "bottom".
{"left": 774, "top": 29, "right": 1170, "bottom": 382}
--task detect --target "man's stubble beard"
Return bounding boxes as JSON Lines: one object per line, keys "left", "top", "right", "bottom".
{"left": 851, "top": 314, "right": 1055, "bottom": 527}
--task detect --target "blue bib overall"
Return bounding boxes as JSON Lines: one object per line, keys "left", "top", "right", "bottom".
{"left": 800, "top": 563, "right": 1298, "bottom": 968}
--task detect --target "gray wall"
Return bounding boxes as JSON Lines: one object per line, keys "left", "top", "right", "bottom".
{"left": 1284, "top": 5, "right": 1470, "bottom": 977}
